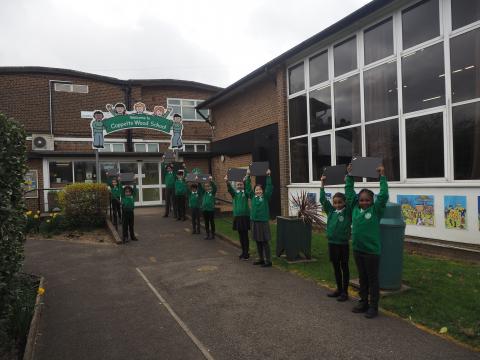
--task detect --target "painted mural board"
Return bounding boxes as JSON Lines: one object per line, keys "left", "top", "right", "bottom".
{"left": 397, "top": 194, "right": 435, "bottom": 226}
{"left": 23, "top": 170, "right": 38, "bottom": 198}
{"left": 444, "top": 195, "right": 467, "bottom": 230}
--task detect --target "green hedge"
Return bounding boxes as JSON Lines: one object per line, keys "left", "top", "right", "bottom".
{"left": 58, "top": 183, "right": 109, "bottom": 228}
{"left": 0, "top": 113, "right": 27, "bottom": 350}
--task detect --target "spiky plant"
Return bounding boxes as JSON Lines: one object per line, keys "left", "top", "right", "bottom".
{"left": 290, "top": 191, "right": 323, "bottom": 225}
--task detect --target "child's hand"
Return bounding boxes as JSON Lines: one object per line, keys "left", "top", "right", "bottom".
{"left": 377, "top": 165, "right": 385, "bottom": 176}
{"left": 182, "top": 163, "right": 186, "bottom": 168}
{"left": 246, "top": 168, "right": 251, "bottom": 176}
{"left": 347, "top": 163, "right": 353, "bottom": 174}
{"left": 209, "top": 176, "right": 213, "bottom": 181}
{"left": 106, "top": 104, "right": 113, "bottom": 111}
{"left": 320, "top": 175, "right": 326, "bottom": 188}
{"left": 224, "top": 174, "right": 228, "bottom": 181}
{"left": 266, "top": 169, "right": 271, "bottom": 176}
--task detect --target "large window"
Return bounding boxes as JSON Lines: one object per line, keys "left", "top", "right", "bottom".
{"left": 311, "top": 135, "right": 331, "bottom": 181}
{"left": 453, "top": 103, "right": 480, "bottom": 180}
{"left": 365, "top": 120, "right": 400, "bottom": 181}
{"left": 402, "top": 0, "right": 439, "bottom": 50}
{"left": 334, "top": 37, "right": 357, "bottom": 76}
{"left": 289, "top": 95, "right": 308, "bottom": 137}
{"left": 402, "top": 43, "right": 445, "bottom": 113}
{"left": 135, "top": 143, "right": 159, "bottom": 152}
{"left": 364, "top": 18, "right": 394, "bottom": 65}
{"left": 99, "top": 143, "right": 125, "bottom": 152}
{"left": 335, "top": 127, "right": 361, "bottom": 165}
{"left": 451, "top": 0, "right": 480, "bottom": 30}
{"left": 334, "top": 75, "right": 361, "bottom": 127}
{"left": 309, "top": 51, "right": 329, "bottom": 86}
{"left": 74, "top": 161, "right": 97, "bottom": 183}
{"left": 288, "top": 63, "right": 305, "bottom": 94}
{"left": 405, "top": 113, "right": 444, "bottom": 178}
{"left": 49, "top": 161, "right": 73, "bottom": 185}
{"left": 364, "top": 61, "right": 398, "bottom": 121}
{"left": 309, "top": 87, "right": 332, "bottom": 133}
{"left": 450, "top": 28, "right": 480, "bottom": 103}
{"left": 290, "top": 138, "right": 309, "bottom": 183}
{"left": 167, "top": 99, "right": 208, "bottom": 121}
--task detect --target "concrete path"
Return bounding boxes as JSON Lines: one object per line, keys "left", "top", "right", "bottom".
{"left": 24, "top": 208, "right": 479, "bottom": 360}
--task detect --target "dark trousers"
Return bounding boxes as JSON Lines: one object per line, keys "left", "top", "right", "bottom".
{"left": 191, "top": 207, "right": 201, "bottom": 233}
{"left": 122, "top": 209, "right": 135, "bottom": 241}
{"left": 256, "top": 241, "right": 271, "bottom": 262}
{"left": 176, "top": 195, "right": 186, "bottom": 220}
{"left": 203, "top": 211, "right": 215, "bottom": 235}
{"left": 354, "top": 251, "right": 380, "bottom": 309}
{"left": 165, "top": 187, "right": 176, "bottom": 217}
{"left": 329, "top": 244, "right": 350, "bottom": 294}
{"left": 111, "top": 198, "right": 121, "bottom": 225}
{"left": 238, "top": 230, "right": 250, "bottom": 256}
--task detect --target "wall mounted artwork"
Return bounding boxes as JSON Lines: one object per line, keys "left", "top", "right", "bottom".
{"left": 397, "top": 195, "right": 435, "bottom": 227}
{"left": 444, "top": 195, "right": 467, "bottom": 230}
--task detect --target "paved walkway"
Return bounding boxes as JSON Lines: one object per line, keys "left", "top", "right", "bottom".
{"left": 24, "top": 208, "right": 479, "bottom": 360}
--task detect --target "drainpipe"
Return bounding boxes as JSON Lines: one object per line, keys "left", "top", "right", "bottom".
{"left": 48, "top": 80, "right": 71, "bottom": 135}
{"left": 123, "top": 85, "right": 133, "bottom": 152}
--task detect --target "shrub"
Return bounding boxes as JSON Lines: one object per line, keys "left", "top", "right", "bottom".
{"left": 0, "top": 113, "right": 27, "bottom": 351}
{"left": 39, "top": 213, "right": 67, "bottom": 236}
{"left": 58, "top": 183, "right": 109, "bottom": 228}
{"left": 24, "top": 210, "right": 41, "bottom": 234}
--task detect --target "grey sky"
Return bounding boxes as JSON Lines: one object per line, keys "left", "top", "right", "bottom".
{"left": 0, "top": 0, "right": 371, "bottom": 87}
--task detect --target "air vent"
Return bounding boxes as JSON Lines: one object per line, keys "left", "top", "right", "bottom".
{"left": 32, "top": 134, "right": 54, "bottom": 151}
{"left": 54, "top": 83, "right": 89, "bottom": 93}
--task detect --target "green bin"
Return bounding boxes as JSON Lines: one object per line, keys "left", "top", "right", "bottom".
{"left": 276, "top": 216, "right": 311, "bottom": 261}
{"left": 379, "top": 202, "right": 406, "bottom": 290}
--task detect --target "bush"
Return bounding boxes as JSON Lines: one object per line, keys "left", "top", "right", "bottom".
{"left": 38, "top": 213, "right": 67, "bottom": 236}
{"left": 0, "top": 113, "right": 27, "bottom": 351}
{"left": 58, "top": 183, "right": 109, "bottom": 228}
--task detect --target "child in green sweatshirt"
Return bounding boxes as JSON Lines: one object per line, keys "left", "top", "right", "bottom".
{"left": 200, "top": 177, "right": 217, "bottom": 239}
{"left": 121, "top": 184, "right": 138, "bottom": 243}
{"left": 188, "top": 183, "right": 201, "bottom": 235}
{"left": 162, "top": 161, "right": 176, "bottom": 218}
{"left": 225, "top": 173, "right": 250, "bottom": 260}
{"left": 245, "top": 168, "right": 273, "bottom": 268}
{"left": 108, "top": 177, "right": 122, "bottom": 226}
{"left": 320, "top": 175, "right": 352, "bottom": 302}
{"left": 175, "top": 168, "right": 188, "bottom": 221}
{"left": 345, "top": 164, "right": 389, "bottom": 319}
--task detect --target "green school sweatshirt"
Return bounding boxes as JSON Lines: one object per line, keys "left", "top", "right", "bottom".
{"left": 320, "top": 188, "right": 352, "bottom": 245}
{"left": 121, "top": 185, "right": 137, "bottom": 211}
{"left": 345, "top": 175, "right": 389, "bottom": 255}
{"left": 188, "top": 190, "right": 201, "bottom": 208}
{"left": 246, "top": 175, "right": 273, "bottom": 222}
{"left": 200, "top": 181, "right": 217, "bottom": 211}
{"left": 161, "top": 163, "right": 176, "bottom": 189}
{"left": 227, "top": 182, "right": 250, "bottom": 217}
{"left": 175, "top": 176, "right": 188, "bottom": 196}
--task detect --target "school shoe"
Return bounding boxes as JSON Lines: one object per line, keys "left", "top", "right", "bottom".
{"left": 122, "top": 238, "right": 128, "bottom": 244}
{"left": 243, "top": 254, "right": 250, "bottom": 261}
{"left": 163, "top": 214, "right": 168, "bottom": 218}
{"left": 261, "top": 262, "right": 272, "bottom": 268}
{"left": 327, "top": 290, "right": 341, "bottom": 298}
{"left": 352, "top": 300, "right": 369, "bottom": 313}
{"left": 239, "top": 253, "right": 245, "bottom": 260}
{"left": 337, "top": 292, "right": 349, "bottom": 302}
{"left": 131, "top": 237, "right": 138, "bottom": 241}
{"left": 253, "top": 260, "right": 265, "bottom": 265}
{"left": 204, "top": 234, "right": 211, "bottom": 240}
{"left": 364, "top": 307, "right": 378, "bottom": 319}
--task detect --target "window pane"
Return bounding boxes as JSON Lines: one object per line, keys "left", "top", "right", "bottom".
{"left": 135, "top": 144, "right": 146, "bottom": 152}
{"left": 112, "top": 144, "right": 124, "bottom": 152}
{"left": 199, "top": 109, "right": 209, "bottom": 118}
{"left": 168, "top": 99, "right": 181, "bottom": 105}
{"left": 289, "top": 95, "right": 308, "bottom": 137}
{"left": 452, "top": 102, "right": 480, "bottom": 180}
{"left": 365, "top": 119, "right": 400, "bottom": 181}
{"left": 74, "top": 161, "right": 97, "bottom": 183}
{"left": 289, "top": 63, "right": 305, "bottom": 94}
{"left": 147, "top": 144, "right": 158, "bottom": 152}
{"left": 49, "top": 161, "right": 73, "bottom": 185}
{"left": 99, "top": 144, "right": 111, "bottom": 152}
{"left": 311, "top": 136, "right": 331, "bottom": 181}
{"left": 364, "top": 17, "right": 394, "bottom": 65}
{"left": 100, "top": 162, "right": 118, "bottom": 183}
{"left": 182, "top": 100, "right": 195, "bottom": 106}
{"left": 406, "top": 113, "right": 444, "bottom": 178}
{"left": 402, "top": 0, "right": 439, "bottom": 49}
{"left": 450, "top": 28, "right": 480, "bottom": 103}
{"left": 402, "top": 43, "right": 445, "bottom": 113}
{"left": 364, "top": 61, "right": 398, "bottom": 121}
{"left": 143, "top": 188, "right": 160, "bottom": 202}
{"left": 452, "top": 0, "right": 480, "bottom": 30}
{"left": 309, "top": 51, "right": 328, "bottom": 86}
{"left": 334, "top": 36, "right": 357, "bottom": 76}
{"left": 334, "top": 74, "right": 361, "bottom": 127}
{"left": 309, "top": 87, "right": 332, "bottom": 133}
{"left": 290, "top": 138, "right": 309, "bottom": 183}
{"left": 336, "top": 127, "right": 361, "bottom": 165}
{"left": 171, "top": 106, "right": 181, "bottom": 116}
{"left": 197, "top": 144, "right": 207, "bottom": 152}
{"left": 182, "top": 107, "right": 196, "bottom": 119}
{"left": 184, "top": 144, "right": 195, "bottom": 152}
{"left": 142, "top": 163, "right": 160, "bottom": 185}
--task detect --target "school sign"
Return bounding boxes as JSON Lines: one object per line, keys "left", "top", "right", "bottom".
{"left": 103, "top": 114, "right": 172, "bottom": 134}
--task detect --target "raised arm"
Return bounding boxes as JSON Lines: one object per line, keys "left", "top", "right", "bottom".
{"left": 374, "top": 166, "right": 389, "bottom": 215}
{"left": 264, "top": 172, "right": 273, "bottom": 200}
{"left": 320, "top": 176, "right": 334, "bottom": 215}
{"left": 245, "top": 175, "right": 253, "bottom": 199}
{"left": 226, "top": 176, "right": 235, "bottom": 198}
{"left": 210, "top": 179, "right": 217, "bottom": 196}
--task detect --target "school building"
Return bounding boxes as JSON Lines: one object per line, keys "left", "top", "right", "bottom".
{"left": 199, "top": 0, "right": 480, "bottom": 245}
{"left": 0, "top": 66, "right": 221, "bottom": 211}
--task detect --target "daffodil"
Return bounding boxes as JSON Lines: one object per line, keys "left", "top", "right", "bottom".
{"left": 26, "top": 210, "right": 32, "bottom": 216}
{"left": 37, "top": 287, "right": 45, "bottom": 296}
{"left": 46, "top": 219, "right": 51, "bottom": 223}
{"left": 36, "top": 210, "right": 40, "bottom": 214}
{"left": 34, "top": 215, "right": 39, "bottom": 219}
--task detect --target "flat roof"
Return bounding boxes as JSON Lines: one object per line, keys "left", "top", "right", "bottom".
{"left": 197, "top": 0, "right": 397, "bottom": 109}
{"left": 0, "top": 66, "right": 223, "bottom": 92}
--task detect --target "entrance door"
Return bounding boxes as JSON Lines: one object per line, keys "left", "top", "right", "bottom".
{"left": 140, "top": 162, "right": 162, "bottom": 205}
{"left": 119, "top": 162, "right": 140, "bottom": 205}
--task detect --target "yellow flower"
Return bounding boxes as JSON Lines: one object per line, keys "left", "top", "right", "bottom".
{"left": 37, "top": 287, "right": 45, "bottom": 296}
{"left": 53, "top": 213, "right": 58, "bottom": 218}
{"left": 26, "top": 211, "right": 32, "bottom": 216}
{"left": 46, "top": 219, "right": 51, "bottom": 223}
{"left": 34, "top": 215, "right": 39, "bottom": 219}
{"left": 36, "top": 210, "right": 40, "bottom": 214}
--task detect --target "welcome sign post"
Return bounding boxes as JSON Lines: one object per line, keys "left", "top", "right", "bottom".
{"left": 88, "top": 102, "right": 184, "bottom": 183}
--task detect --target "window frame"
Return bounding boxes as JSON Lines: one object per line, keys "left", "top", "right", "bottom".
{"left": 166, "top": 98, "right": 209, "bottom": 122}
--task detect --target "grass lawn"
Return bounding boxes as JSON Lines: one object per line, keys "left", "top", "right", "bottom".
{"left": 215, "top": 217, "right": 480, "bottom": 350}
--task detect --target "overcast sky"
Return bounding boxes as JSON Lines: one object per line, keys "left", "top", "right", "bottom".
{"left": 1, "top": 0, "right": 371, "bottom": 88}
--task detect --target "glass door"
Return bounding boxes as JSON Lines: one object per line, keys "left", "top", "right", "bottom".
{"left": 140, "top": 162, "right": 162, "bottom": 205}
{"left": 119, "top": 162, "right": 140, "bottom": 205}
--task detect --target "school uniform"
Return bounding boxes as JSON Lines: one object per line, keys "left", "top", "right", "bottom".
{"left": 346, "top": 175, "right": 389, "bottom": 313}
{"left": 246, "top": 175, "right": 273, "bottom": 265}
{"left": 188, "top": 189, "right": 201, "bottom": 234}
{"left": 162, "top": 163, "right": 176, "bottom": 217}
{"left": 109, "top": 182, "right": 122, "bottom": 226}
{"left": 227, "top": 182, "right": 250, "bottom": 258}
{"left": 175, "top": 175, "right": 188, "bottom": 221}
{"left": 121, "top": 185, "right": 137, "bottom": 242}
{"left": 320, "top": 188, "right": 352, "bottom": 297}
{"left": 200, "top": 181, "right": 217, "bottom": 239}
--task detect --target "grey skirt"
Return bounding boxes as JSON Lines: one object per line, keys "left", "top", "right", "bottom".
{"left": 252, "top": 221, "right": 271, "bottom": 242}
